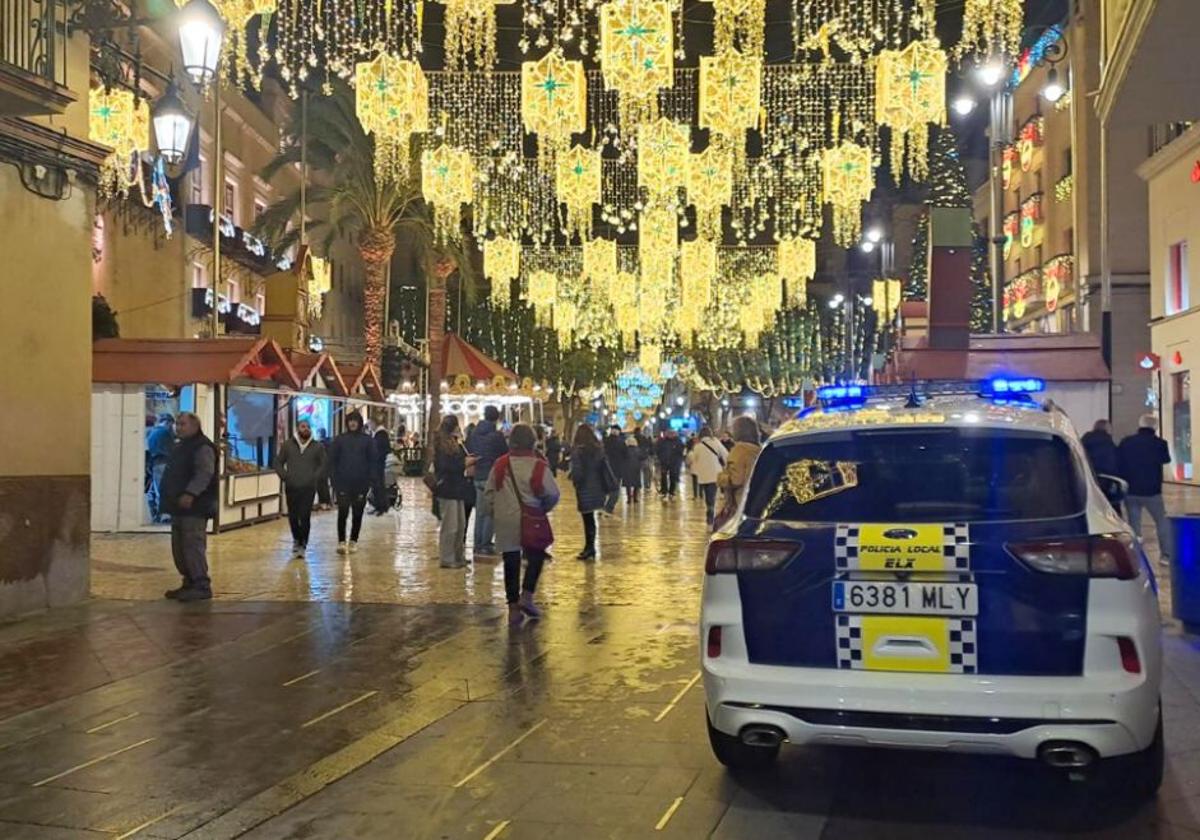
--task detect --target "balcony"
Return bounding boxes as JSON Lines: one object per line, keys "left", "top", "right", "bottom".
{"left": 0, "top": 0, "right": 73, "bottom": 116}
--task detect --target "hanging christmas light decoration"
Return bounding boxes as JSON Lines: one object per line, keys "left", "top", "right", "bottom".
{"left": 432, "top": 0, "right": 515, "bottom": 71}
{"left": 875, "top": 39, "right": 947, "bottom": 183}
{"left": 777, "top": 236, "right": 816, "bottom": 306}
{"left": 686, "top": 147, "right": 733, "bottom": 240}
{"left": 305, "top": 253, "right": 332, "bottom": 319}
{"left": 599, "top": 0, "right": 675, "bottom": 130}
{"left": 173, "top": 0, "right": 276, "bottom": 86}
{"left": 555, "top": 144, "right": 603, "bottom": 240}
{"left": 526, "top": 270, "right": 559, "bottom": 324}
{"left": 872, "top": 278, "right": 903, "bottom": 322}
{"left": 582, "top": 237, "right": 618, "bottom": 287}
{"left": 484, "top": 237, "right": 521, "bottom": 307}
{"left": 698, "top": 48, "right": 761, "bottom": 159}
{"left": 355, "top": 52, "right": 429, "bottom": 181}
{"left": 956, "top": 0, "right": 1024, "bottom": 60}
{"left": 639, "top": 342, "right": 662, "bottom": 375}
{"left": 638, "top": 203, "right": 679, "bottom": 284}
{"left": 554, "top": 298, "right": 578, "bottom": 343}
{"left": 89, "top": 86, "right": 150, "bottom": 198}
{"left": 520, "top": 49, "right": 588, "bottom": 164}
{"left": 710, "top": 0, "right": 765, "bottom": 57}
{"left": 421, "top": 144, "right": 476, "bottom": 243}
{"left": 637, "top": 118, "right": 690, "bottom": 202}
{"left": 821, "top": 140, "right": 874, "bottom": 246}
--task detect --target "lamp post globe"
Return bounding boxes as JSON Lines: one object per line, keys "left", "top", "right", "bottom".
{"left": 178, "top": 0, "right": 224, "bottom": 87}
{"left": 1042, "top": 67, "right": 1066, "bottom": 103}
{"left": 151, "top": 81, "right": 193, "bottom": 165}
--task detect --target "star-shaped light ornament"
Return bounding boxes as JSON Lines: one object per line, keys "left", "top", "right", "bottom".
{"left": 555, "top": 145, "right": 602, "bottom": 240}
{"left": 698, "top": 48, "right": 761, "bottom": 163}
{"left": 638, "top": 118, "right": 691, "bottom": 205}
{"left": 821, "top": 141, "right": 875, "bottom": 246}
{"left": 875, "top": 39, "right": 947, "bottom": 183}
{"left": 89, "top": 86, "right": 150, "bottom": 198}
{"left": 521, "top": 49, "right": 587, "bottom": 166}
{"left": 599, "top": 0, "right": 675, "bottom": 130}
{"left": 421, "top": 145, "right": 475, "bottom": 243}
{"left": 355, "top": 52, "right": 429, "bottom": 182}
{"left": 686, "top": 147, "right": 733, "bottom": 240}
{"left": 484, "top": 237, "right": 521, "bottom": 307}
{"left": 777, "top": 236, "right": 817, "bottom": 307}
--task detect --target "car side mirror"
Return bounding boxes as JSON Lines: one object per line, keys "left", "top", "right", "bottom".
{"left": 1096, "top": 473, "right": 1129, "bottom": 505}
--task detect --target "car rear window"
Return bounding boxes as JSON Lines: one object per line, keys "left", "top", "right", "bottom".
{"left": 744, "top": 427, "right": 1085, "bottom": 523}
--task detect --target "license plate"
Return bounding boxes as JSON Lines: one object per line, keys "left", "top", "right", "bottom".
{"left": 832, "top": 581, "right": 978, "bottom": 616}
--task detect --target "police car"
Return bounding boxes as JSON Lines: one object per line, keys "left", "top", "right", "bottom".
{"left": 701, "top": 379, "right": 1163, "bottom": 797}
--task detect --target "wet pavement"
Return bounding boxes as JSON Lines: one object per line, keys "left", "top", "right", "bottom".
{"left": 0, "top": 479, "right": 1199, "bottom": 838}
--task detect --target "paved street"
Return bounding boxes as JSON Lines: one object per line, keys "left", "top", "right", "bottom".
{"left": 1, "top": 480, "right": 1199, "bottom": 839}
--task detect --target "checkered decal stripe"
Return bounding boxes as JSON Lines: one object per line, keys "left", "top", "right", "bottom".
{"left": 835, "top": 614, "right": 864, "bottom": 669}
{"left": 943, "top": 523, "right": 971, "bottom": 571}
{"left": 949, "top": 619, "right": 978, "bottom": 675}
{"left": 834, "top": 525, "right": 859, "bottom": 570}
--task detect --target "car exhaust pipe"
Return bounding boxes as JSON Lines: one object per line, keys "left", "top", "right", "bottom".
{"left": 740, "top": 725, "right": 785, "bottom": 749}
{"left": 1038, "top": 741, "right": 1098, "bottom": 770}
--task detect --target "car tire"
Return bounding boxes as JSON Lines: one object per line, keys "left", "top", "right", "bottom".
{"left": 706, "top": 712, "right": 780, "bottom": 772}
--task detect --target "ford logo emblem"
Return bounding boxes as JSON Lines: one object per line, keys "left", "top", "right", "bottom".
{"left": 884, "top": 528, "right": 919, "bottom": 540}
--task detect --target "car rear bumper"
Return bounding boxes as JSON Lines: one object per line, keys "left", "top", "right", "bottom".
{"left": 703, "top": 662, "right": 1158, "bottom": 759}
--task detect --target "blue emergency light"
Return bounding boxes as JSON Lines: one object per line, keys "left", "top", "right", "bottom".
{"left": 817, "top": 385, "right": 864, "bottom": 401}
{"left": 987, "top": 377, "right": 1045, "bottom": 395}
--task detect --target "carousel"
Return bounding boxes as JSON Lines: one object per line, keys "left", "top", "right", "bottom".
{"left": 388, "top": 333, "right": 549, "bottom": 431}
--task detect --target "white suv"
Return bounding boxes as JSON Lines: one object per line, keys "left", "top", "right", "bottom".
{"left": 701, "top": 381, "right": 1163, "bottom": 799}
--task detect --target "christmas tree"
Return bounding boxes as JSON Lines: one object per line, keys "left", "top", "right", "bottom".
{"left": 906, "top": 127, "right": 993, "bottom": 331}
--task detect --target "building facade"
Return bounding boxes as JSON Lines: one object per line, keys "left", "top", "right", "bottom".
{"left": 1097, "top": 0, "right": 1200, "bottom": 484}
{"left": 0, "top": 0, "right": 104, "bottom": 615}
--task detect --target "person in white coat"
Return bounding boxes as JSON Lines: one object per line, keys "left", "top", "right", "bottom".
{"left": 690, "top": 426, "right": 729, "bottom": 525}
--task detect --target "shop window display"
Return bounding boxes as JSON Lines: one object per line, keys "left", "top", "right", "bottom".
{"left": 143, "top": 385, "right": 194, "bottom": 525}
{"left": 225, "top": 388, "right": 278, "bottom": 474}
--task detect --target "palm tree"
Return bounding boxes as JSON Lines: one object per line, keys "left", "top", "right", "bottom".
{"left": 255, "top": 83, "right": 431, "bottom": 368}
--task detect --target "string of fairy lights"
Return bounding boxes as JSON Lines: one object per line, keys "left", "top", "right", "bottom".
{"left": 98, "top": 0, "right": 1023, "bottom": 369}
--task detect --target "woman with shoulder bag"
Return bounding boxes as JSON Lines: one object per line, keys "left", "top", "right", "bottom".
{"left": 568, "top": 423, "right": 611, "bottom": 560}
{"left": 433, "top": 415, "right": 473, "bottom": 568}
{"left": 484, "top": 424, "right": 560, "bottom": 624}
{"left": 691, "top": 426, "right": 729, "bottom": 525}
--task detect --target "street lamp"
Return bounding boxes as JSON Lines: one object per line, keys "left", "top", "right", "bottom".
{"left": 178, "top": 0, "right": 226, "bottom": 338}
{"left": 151, "top": 81, "right": 193, "bottom": 165}
{"left": 975, "top": 56, "right": 1005, "bottom": 87}
{"left": 1042, "top": 66, "right": 1066, "bottom": 103}
{"left": 865, "top": 227, "right": 883, "bottom": 244}
{"left": 178, "top": 0, "right": 223, "bottom": 86}
{"left": 859, "top": 240, "right": 876, "bottom": 253}
{"left": 951, "top": 93, "right": 978, "bottom": 117}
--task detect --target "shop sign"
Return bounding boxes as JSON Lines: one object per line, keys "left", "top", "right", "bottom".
{"left": 1137, "top": 352, "right": 1161, "bottom": 371}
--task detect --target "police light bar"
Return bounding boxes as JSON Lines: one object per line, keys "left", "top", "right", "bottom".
{"left": 817, "top": 385, "right": 864, "bottom": 401}
{"left": 986, "top": 377, "right": 1045, "bottom": 395}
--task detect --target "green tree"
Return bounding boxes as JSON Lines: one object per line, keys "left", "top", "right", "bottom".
{"left": 906, "top": 126, "right": 991, "bottom": 331}
{"left": 256, "top": 84, "right": 438, "bottom": 367}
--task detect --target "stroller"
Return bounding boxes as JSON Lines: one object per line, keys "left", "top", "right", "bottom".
{"left": 371, "top": 452, "right": 403, "bottom": 514}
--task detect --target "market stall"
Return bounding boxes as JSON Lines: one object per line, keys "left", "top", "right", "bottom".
{"left": 92, "top": 337, "right": 301, "bottom": 533}
{"left": 285, "top": 350, "right": 349, "bottom": 443}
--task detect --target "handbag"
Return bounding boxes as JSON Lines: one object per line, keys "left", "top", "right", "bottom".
{"left": 507, "top": 459, "right": 554, "bottom": 552}
{"left": 599, "top": 456, "right": 619, "bottom": 494}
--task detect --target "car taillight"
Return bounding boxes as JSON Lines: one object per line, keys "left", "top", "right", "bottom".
{"left": 705, "top": 539, "right": 799, "bottom": 574}
{"left": 707, "top": 626, "right": 722, "bottom": 658}
{"left": 1117, "top": 637, "right": 1142, "bottom": 674}
{"left": 1006, "top": 534, "right": 1139, "bottom": 580}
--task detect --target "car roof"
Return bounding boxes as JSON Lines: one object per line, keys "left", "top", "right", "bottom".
{"left": 772, "top": 394, "right": 1078, "bottom": 442}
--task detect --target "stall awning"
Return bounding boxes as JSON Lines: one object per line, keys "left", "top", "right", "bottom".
{"left": 93, "top": 337, "right": 302, "bottom": 390}
{"left": 285, "top": 351, "right": 349, "bottom": 396}
{"left": 443, "top": 333, "right": 517, "bottom": 382}
{"left": 340, "top": 363, "right": 386, "bottom": 402}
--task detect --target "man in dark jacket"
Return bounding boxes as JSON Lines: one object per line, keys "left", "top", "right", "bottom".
{"left": 655, "top": 431, "right": 684, "bottom": 499}
{"left": 1081, "top": 419, "right": 1120, "bottom": 477}
{"left": 546, "top": 429, "right": 563, "bottom": 476}
{"left": 329, "top": 411, "right": 374, "bottom": 554}
{"left": 603, "top": 426, "right": 628, "bottom": 512}
{"left": 161, "top": 412, "right": 217, "bottom": 601}
{"left": 276, "top": 419, "right": 327, "bottom": 559}
{"left": 1118, "top": 414, "right": 1174, "bottom": 563}
{"left": 466, "top": 405, "right": 508, "bottom": 556}
{"left": 371, "top": 427, "right": 392, "bottom": 515}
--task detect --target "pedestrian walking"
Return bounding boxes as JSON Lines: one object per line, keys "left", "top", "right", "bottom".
{"left": 569, "top": 423, "right": 614, "bottom": 560}
{"left": 636, "top": 427, "right": 654, "bottom": 493}
{"left": 691, "top": 426, "right": 729, "bottom": 525}
{"left": 370, "top": 426, "right": 392, "bottom": 515}
{"left": 603, "top": 425, "right": 628, "bottom": 513}
{"left": 656, "top": 430, "right": 684, "bottom": 499}
{"left": 1118, "top": 414, "right": 1174, "bottom": 563}
{"left": 623, "top": 434, "right": 642, "bottom": 503}
{"left": 329, "top": 410, "right": 374, "bottom": 555}
{"left": 546, "top": 429, "right": 563, "bottom": 477}
{"left": 276, "top": 419, "right": 327, "bottom": 559}
{"left": 466, "top": 405, "right": 509, "bottom": 557}
{"left": 434, "top": 415, "right": 473, "bottom": 568}
{"left": 484, "top": 423, "right": 560, "bottom": 624}
{"left": 146, "top": 413, "right": 175, "bottom": 523}
{"left": 161, "top": 412, "right": 217, "bottom": 601}
{"left": 684, "top": 436, "right": 700, "bottom": 498}
{"left": 1081, "top": 419, "right": 1120, "bottom": 478}
{"left": 716, "top": 416, "right": 762, "bottom": 524}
